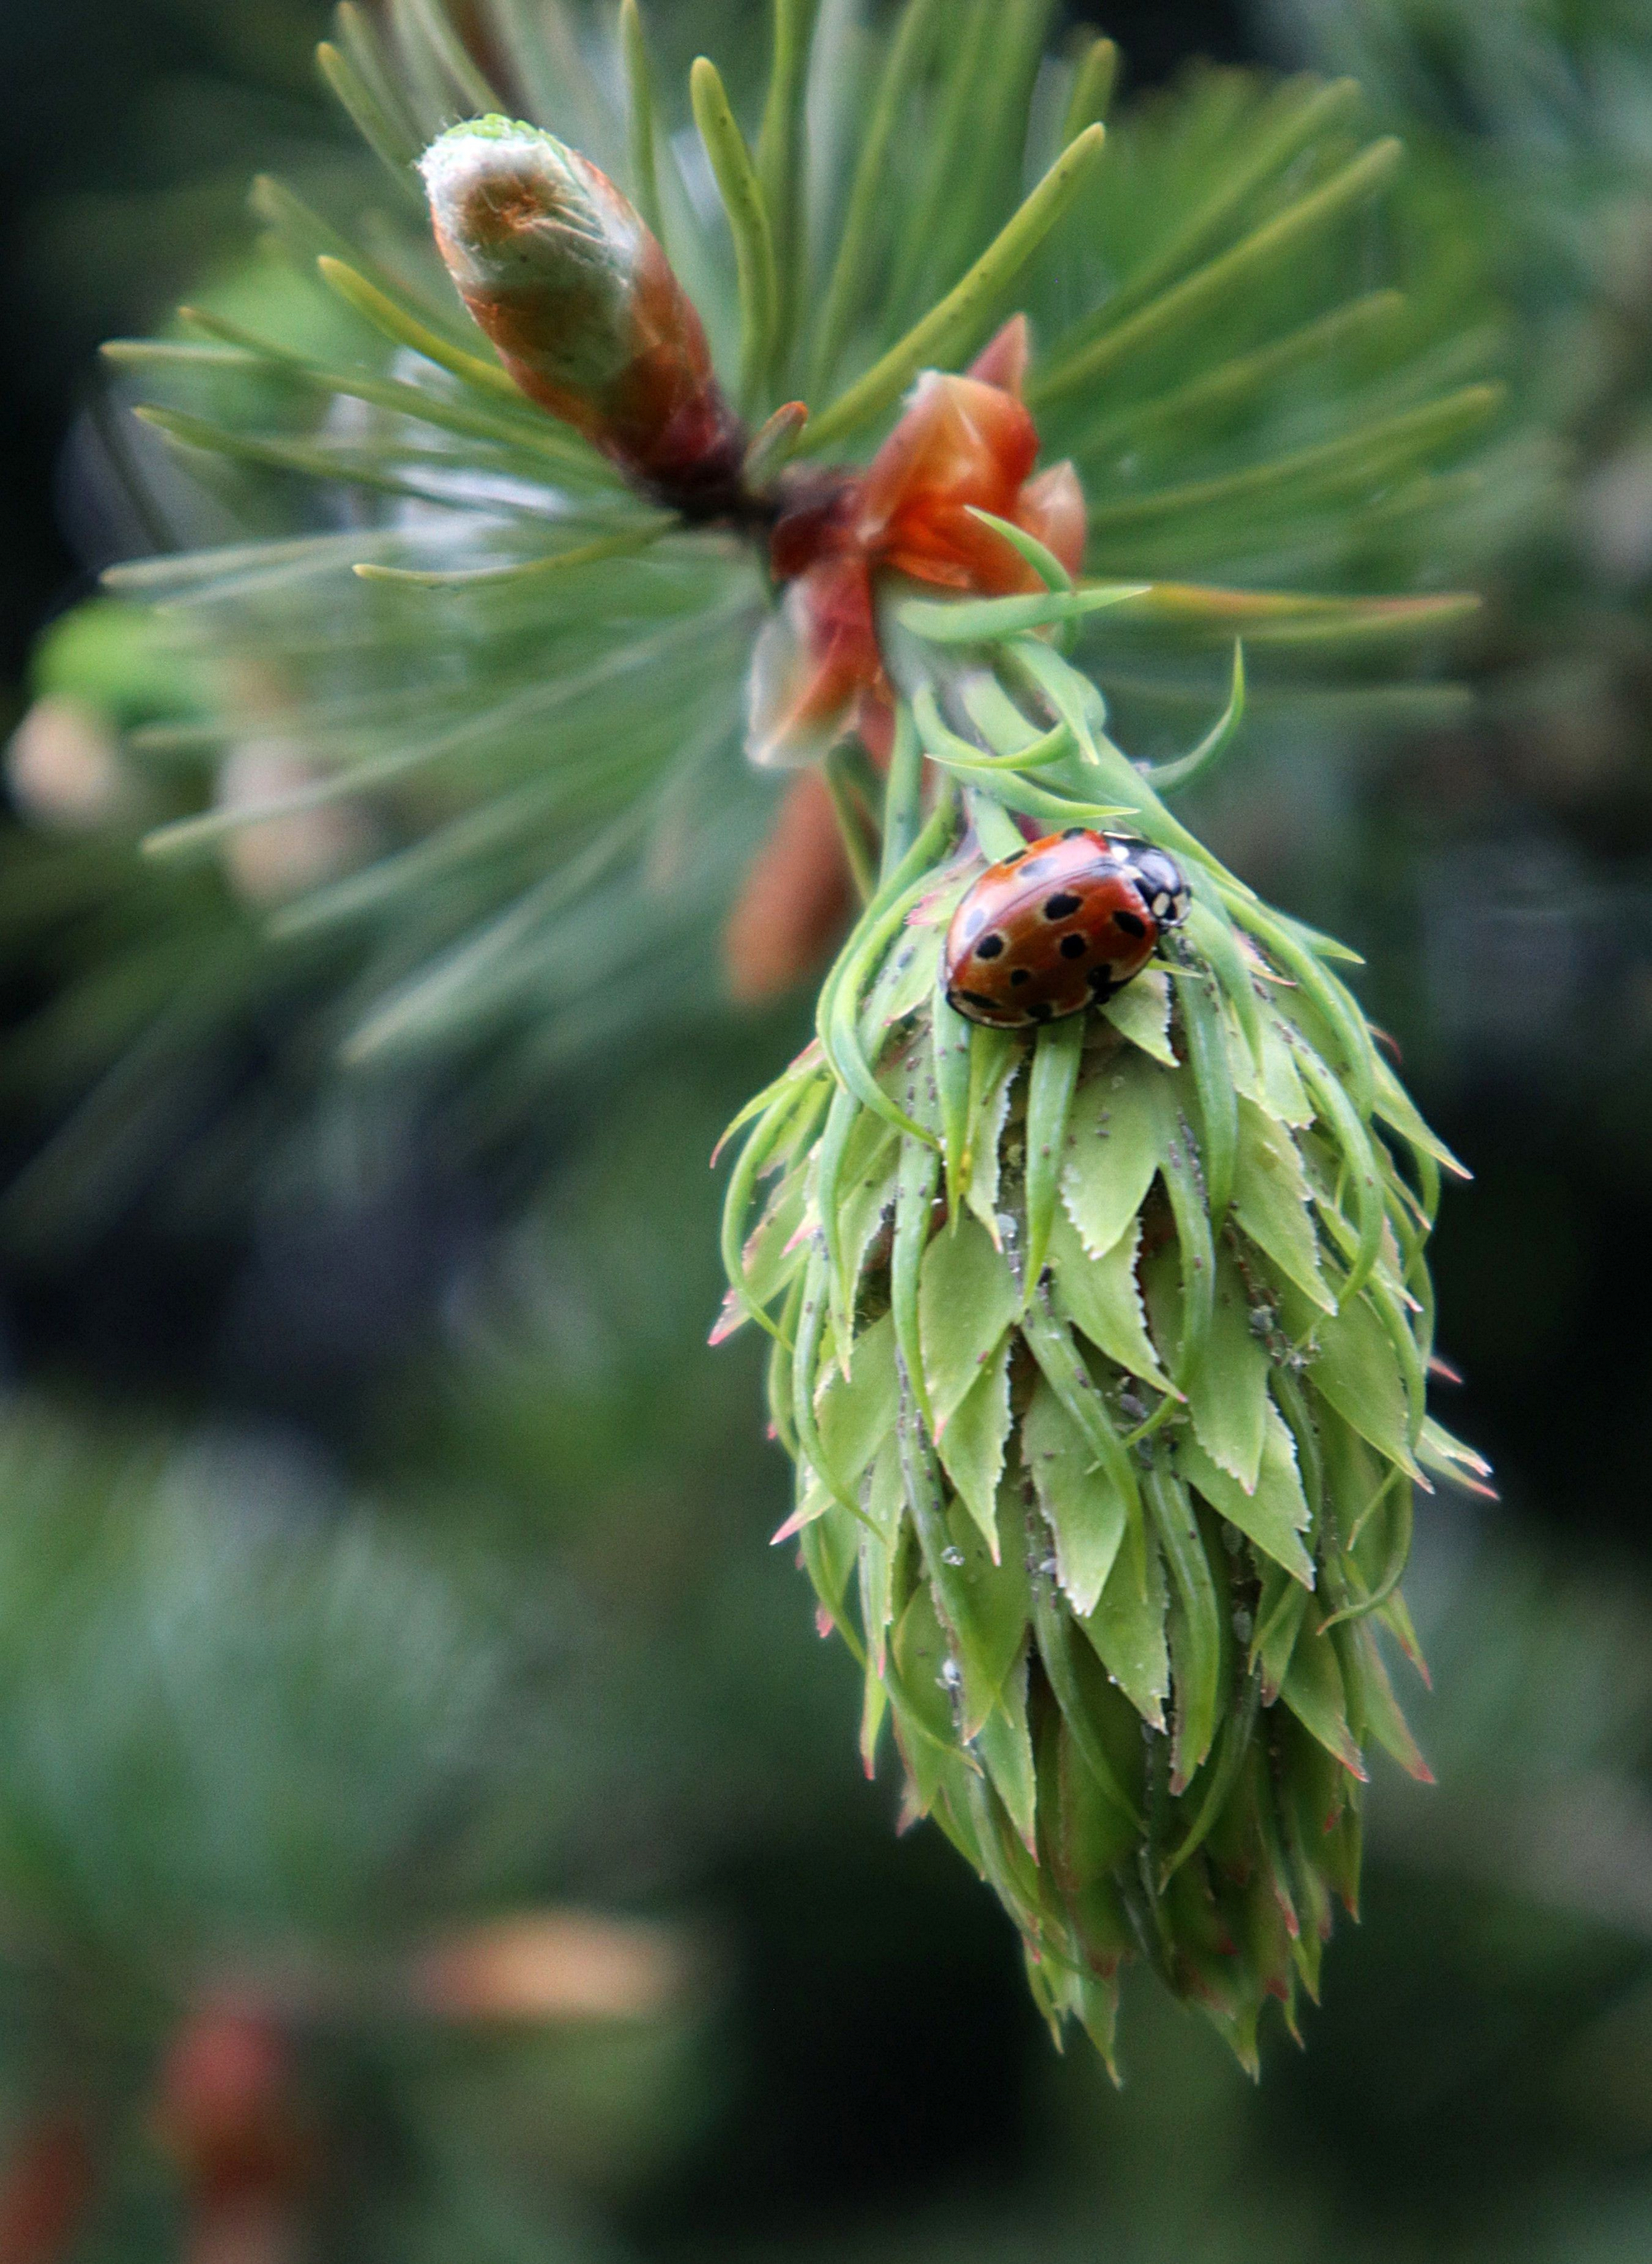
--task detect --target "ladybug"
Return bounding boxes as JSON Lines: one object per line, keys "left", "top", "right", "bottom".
{"left": 942, "top": 828, "right": 1189, "bottom": 1028}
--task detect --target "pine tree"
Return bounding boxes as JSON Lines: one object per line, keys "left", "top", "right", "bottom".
{"left": 14, "top": 0, "right": 1645, "bottom": 2250}
{"left": 70, "top": 0, "right": 1514, "bottom": 2075}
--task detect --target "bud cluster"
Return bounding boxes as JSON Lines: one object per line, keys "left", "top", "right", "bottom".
{"left": 748, "top": 317, "right": 1085, "bottom": 769}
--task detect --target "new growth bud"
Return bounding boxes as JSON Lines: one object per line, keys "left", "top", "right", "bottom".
{"left": 421, "top": 116, "right": 743, "bottom": 503}
{"left": 745, "top": 319, "right": 1087, "bottom": 769}
{"left": 718, "top": 642, "right": 1488, "bottom": 2070}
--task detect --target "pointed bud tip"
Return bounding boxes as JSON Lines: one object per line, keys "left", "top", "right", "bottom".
{"left": 420, "top": 116, "right": 616, "bottom": 274}
{"left": 420, "top": 116, "right": 574, "bottom": 224}
{"left": 420, "top": 111, "right": 572, "bottom": 178}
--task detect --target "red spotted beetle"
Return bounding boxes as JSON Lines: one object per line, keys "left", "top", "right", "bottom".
{"left": 942, "top": 828, "right": 1189, "bottom": 1028}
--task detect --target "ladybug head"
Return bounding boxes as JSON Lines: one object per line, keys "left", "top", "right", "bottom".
{"left": 1109, "top": 838, "right": 1190, "bottom": 929}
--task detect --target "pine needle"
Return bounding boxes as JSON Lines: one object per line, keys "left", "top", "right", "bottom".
{"left": 1083, "top": 386, "right": 1503, "bottom": 536}
{"left": 1060, "top": 31, "right": 1119, "bottom": 145}
{"left": 316, "top": 39, "right": 425, "bottom": 197}
{"left": 691, "top": 56, "right": 781, "bottom": 410}
{"left": 1029, "top": 138, "right": 1407, "bottom": 409}
{"left": 619, "top": 0, "right": 663, "bottom": 241}
{"left": 354, "top": 525, "right": 671, "bottom": 587}
{"left": 316, "top": 256, "right": 525, "bottom": 404}
{"left": 809, "top": 0, "right": 946, "bottom": 395}
{"left": 398, "top": 0, "right": 501, "bottom": 114}
{"left": 757, "top": 0, "right": 820, "bottom": 366}
{"left": 799, "top": 121, "right": 1108, "bottom": 454}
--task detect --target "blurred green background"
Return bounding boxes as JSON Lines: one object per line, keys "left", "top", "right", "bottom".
{"left": 4, "top": 2, "right": 1652, "bottom": 2260}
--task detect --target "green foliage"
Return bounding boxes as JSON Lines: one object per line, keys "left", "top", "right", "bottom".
{"left": 2, "top": 0, "right": 1523, "bottom": 2071}
{"left": 0, "top": 1405, "right": 539, "bottom": 1959}
{"left": 719, "top": 621, "right": 1484, "bottom": 2067}
{"left": 13, "top": 0, "right": 1652, "bottom": 2243}
{"left": 69, "top": 0, "right": 1508, "bottom": 1136}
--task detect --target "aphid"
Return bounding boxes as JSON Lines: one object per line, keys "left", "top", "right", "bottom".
{"left": 942, "top": 828, "right": 1189, "bottom": 1028}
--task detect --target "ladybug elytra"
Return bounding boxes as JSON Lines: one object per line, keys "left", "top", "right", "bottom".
{"left": 942, "top": 829, "right": 1189, "bottom": 1029}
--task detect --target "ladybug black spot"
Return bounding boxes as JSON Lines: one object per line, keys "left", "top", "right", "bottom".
{"left": 1059, "top": 933, "right": 1088, "bottom": 959}
{"left": 1062, "top": 826, "right": 1088, "bottom": 839}
{"left": 1042, "top": 890, "right": 1083, "bottom": 919}
{"left": 1029, "top": 1000, "right": 1056, "bottom": 1023}
{"left": 1001, "top": 848, "right": 1027, "bottom": 866}
{"left": 954, "top": 989, "right": 999, "bottom": 1014}
{"left": 1113, "top": 909, "right": 1147, "bottom": 939}
{"left": 1087, "top": 966, "right": 1114, "bottom": 996}
{"left": 976, "top": 932, "right": 1006, "bottom": 959}
{"left": 1009, "top": 968, "right": 1032, "bottom": 987}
